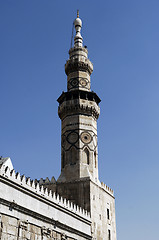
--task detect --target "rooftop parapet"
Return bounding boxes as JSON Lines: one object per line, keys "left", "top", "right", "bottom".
{"left": 0, "top": 165, "right": 90, "bottom": 220}
{"left": 101, "top": 181, "right": 114, "bottom": 196}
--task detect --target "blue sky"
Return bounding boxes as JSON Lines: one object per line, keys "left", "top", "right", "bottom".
{"left": 1, "top": 1, "right": 159, "bottom": 239}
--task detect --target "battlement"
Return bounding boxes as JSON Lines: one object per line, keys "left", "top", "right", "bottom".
{"left": 0, "top": 165, "right": 90, "bottom": 220}
{"left": 101, "top": 181, "right": 114, "bottom": 196}
{"left": 38, "top": 176, "right": 56, "bottom": 185}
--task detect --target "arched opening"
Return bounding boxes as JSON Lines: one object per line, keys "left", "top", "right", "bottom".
{"left": 83, "top": 148, "right": 89, "bottom": 165}
{"left": 70, "top": 147, "right": 76, "bottom": 165}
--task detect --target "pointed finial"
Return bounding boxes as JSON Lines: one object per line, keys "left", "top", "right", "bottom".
{"left": 77, "top": 10, "right": 79, "bottom": 18}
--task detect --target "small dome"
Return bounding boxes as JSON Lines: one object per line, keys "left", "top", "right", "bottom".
{"left": 74, "top": 17, "right": 82, "bottom": 27}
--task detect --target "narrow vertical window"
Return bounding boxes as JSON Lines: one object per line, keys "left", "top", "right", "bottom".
{"left": 94, "top": 151, "right": 97, "bottom": 168}
{"left": 107, "top": 208, "right": 110, "bottom": 220}
{"left": 108, "top": 229, "right": 111, "bottom": 240}
{"left": 71, "top": 147, "right": 76, "bottom": 164}
{"left": 84, "top": 148, "right": 89, "bottom": 165}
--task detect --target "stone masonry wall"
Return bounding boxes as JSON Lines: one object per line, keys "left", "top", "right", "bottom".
{"left": 0, "top": 214, "right": 76, "bottom": 240}
{"left": 0, "top": 165, "right": 92, "bottom": 240}
{"left": 40, "top": 176, "right": 116, "bottom": 240}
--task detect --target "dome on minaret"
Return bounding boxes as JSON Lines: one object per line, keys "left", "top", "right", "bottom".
{"left": 74, "top": 16, "right": 82, "bottom": 28}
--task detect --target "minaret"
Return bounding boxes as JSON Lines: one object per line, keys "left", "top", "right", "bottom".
{"left": 57, "top": 11, "right": 101, "bottom": 183}
{"left": 56, "top": 12, "right": 117, "bottom": 240}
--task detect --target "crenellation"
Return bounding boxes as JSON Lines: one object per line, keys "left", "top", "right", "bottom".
{"left": 10, "top": 169, "right": 15, "bottom": 177}
{"left": 21, "top": 174, "right": 26, "bottom": 183}
{"left": 44, "top": 186, "right": 48, "bottom": 195}
{"left": 79, "top": 207, "right": 82, "bottom": 214}
{"left": 52, "top": 192, "right": 56, "bottom": 201}
{"left": 67, "top": 200, "right": 70, "bottom": 208}
{"left": 56, "top": 193, "right": 60, "bottom": 203}
{"left": 39, "top": 178, "right": 44, "bottom": 184}
{"left": 16, "top": 172, "right": 21, "bottom": 181}
{"left": 26, "top": 177, "right": 31, "bottom": 186}
{"left": 0, "top": 166, "right": 91, "bottom": 222}
{"left": 31, "top": 179, "right": 36, "bottom": 188}
{"left": 4, "top": 166, "right": 8, "bottom": 174}
{"left": 40, "top": 185, "right": 45, "bottom": 195}
{"left": 70, "top": 202, "right": 73, "bottom": 211}
{"left": 36, "top": 182, "right": 40, "bottom": 192}
{"left": 63, "top": 197, "right": 67, "bottom": 206}
{"left": 51, "top": 176, "right": 56, "bottom": 183}
{"left": 100, "top": 181, "right": 114, "bottom": 196}
{"left": 45, "top": 177, "right": 50, "bottom": 183}
{"left": 4, "top": 166, "right": 10, "bottom": 178}
{"left": 48, "top": 189, "right": 52, "bottom": 197}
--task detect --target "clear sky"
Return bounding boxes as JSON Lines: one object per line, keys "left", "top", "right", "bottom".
{"left": 1, "top": 1, "right": 159, "bottom": 239}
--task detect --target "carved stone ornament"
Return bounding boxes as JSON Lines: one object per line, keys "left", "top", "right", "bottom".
{"left": 80, "top": 78, "right": 87, "bottom": 87}
{"left": 67, "top": 131, "right": 79, "bottom": 144}
{"left": 70, "top": 78, "right": 79, "bottom": 87}
{"left": 81, "top": 131, "right": 92, "bottom": 144}
{"left": 68, "top": 77, "right": 88, "bottom": 90}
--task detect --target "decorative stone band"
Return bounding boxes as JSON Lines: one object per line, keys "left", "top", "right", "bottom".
{"left": 58, "top": 102, "right": 100, "bottom": 120}
{"left": 0, "top": 165, "right": 90, "bottom": 220}
{"left": 69, "top": 47, "right": 88, "bottom": 59}
{"left": 65, "top": 59, "right": 93, "bottom": 76}
{"left": 68, "top": 77, "right": 90, "bottom": 91}
{"left": 61, "top": 130, "right": 97, "bottom": 152}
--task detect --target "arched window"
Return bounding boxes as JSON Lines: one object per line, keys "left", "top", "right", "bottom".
{"left": 84, "top": 148, "right": 89, "bottom": 165}
{"left": 70, "top": 147, "right": 76, "bottom": 165}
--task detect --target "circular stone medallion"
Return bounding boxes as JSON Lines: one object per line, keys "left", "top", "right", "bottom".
{"left": 67, "top": 132, "right": 79, "bottom": 144}
{"left": 81, "top": 132, "right": 92, "bottom": 144}
{"left": 80, "top": 78, "right": 87, "bottom": 87}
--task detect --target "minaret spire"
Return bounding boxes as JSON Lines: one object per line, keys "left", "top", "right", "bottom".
{"left": 65, "top": 12, "right": 93, "bottom": 92}
{"left": 74, "top": 10, "right": 83, "bottom": 47}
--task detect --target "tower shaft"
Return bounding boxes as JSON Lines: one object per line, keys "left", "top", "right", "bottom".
{"left": 57, "top": 15, "right": 100, "bottom": 183}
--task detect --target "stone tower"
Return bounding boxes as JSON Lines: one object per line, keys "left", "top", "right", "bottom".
{"left": 51, "top": 12, "right": 116, "bottom": 240}
{"left": 57, "top": 11, "right": 100, "bottom": 184}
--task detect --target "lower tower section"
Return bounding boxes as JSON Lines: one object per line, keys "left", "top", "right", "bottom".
{"left": 43, "top": 178, "right": 117, "bottom": 240}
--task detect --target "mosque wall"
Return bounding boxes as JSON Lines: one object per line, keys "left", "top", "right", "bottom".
{"left": 0, "top": 166, "right": 92, "bottom": 240}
